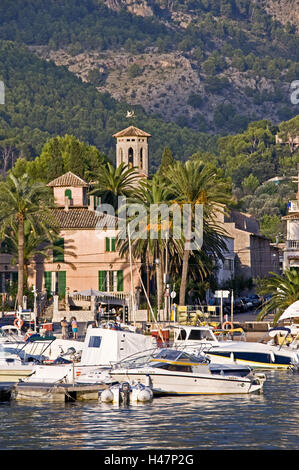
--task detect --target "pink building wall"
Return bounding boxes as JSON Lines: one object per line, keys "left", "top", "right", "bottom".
{"left": 53, "top": 186, "right": 87, "bottom": 207}
{"left": 29, "top": 227, "right": 140, "bottom": 295}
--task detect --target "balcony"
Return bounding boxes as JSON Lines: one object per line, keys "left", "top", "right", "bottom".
{"left": 288, "top": 200, "right": 299, "bottom": 213}
{"left": 286, "top": 240, "right": 299, "bottom": 250}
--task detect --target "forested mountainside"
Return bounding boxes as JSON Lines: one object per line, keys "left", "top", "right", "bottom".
{"left": 0, "top": 0, "right": 298, "bottom": 240}
{"left": 0, "top": 40, "right": 216, "bottom": 171}
{"left": 0, "top": 0, "right": 298, "bottom": 132}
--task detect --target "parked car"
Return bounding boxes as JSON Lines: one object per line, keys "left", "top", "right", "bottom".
{"left": 233, "top": 298, "right": 247, "bottom": 313}
{"left": 248, "top": 295, "right": 262, "bottom": 308}
{"left": 241, "top": 297, "right": 253, "bottom": 310}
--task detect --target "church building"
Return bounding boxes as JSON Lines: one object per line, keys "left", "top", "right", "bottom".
{"left": 0, "top": 125, "right": 151, "bottom": 307}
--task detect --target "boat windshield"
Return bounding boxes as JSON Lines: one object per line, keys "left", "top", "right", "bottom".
{"left": 175, "top": 328, "right": 216, "bottom": 342}
{"left": 113, "top": 348, "right": 206, "bottom": 369}
{"left": 153, "top": 349, "right": 202, "bottom": 363}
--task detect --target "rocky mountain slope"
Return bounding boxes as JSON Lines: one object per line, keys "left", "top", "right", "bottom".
{"left": 262, "top": 0, "right": 299, "bottom": 30}
{"left": 25, "top": 0, "right": 298, "bottom": 133}
{"left": 34, "top": 45, "right": 293, "bottom": 133}
{"left": 1, "top": 0, "right": 298, "bottom": 134}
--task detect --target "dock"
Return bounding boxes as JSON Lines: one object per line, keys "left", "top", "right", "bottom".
{"left": 1, "top": 382, "right": 107, "bottom": 403}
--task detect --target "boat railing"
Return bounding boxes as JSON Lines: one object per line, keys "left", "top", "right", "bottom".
{"left": 110, "top": 347, "right": 160, "bottom": 370}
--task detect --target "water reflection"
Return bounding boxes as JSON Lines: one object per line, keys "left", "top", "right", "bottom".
{"left": 0, "top": 371, "right": 298, "bottom": 450}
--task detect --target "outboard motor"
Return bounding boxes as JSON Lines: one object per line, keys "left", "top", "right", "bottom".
{"left": 120, "top": 382, "right": 131, "bottom": 405}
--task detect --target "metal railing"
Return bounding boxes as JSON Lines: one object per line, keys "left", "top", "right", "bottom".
{"left": 286, "top": 240, "right": 299, "bottom": 250}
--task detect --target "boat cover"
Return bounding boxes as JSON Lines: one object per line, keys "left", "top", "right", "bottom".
{"left": 80, "top": 327, "right": 154, "bottom": 366}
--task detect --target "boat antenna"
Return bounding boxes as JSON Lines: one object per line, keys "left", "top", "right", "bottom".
{"left": 128, "top": 223, "right": 136, "bottom": 328}
{"left": 133, "top": 258, "right": 166, "bottom": 346}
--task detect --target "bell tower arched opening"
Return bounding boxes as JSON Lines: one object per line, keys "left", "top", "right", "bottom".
{"left": 128, "top": 147, "right": 134, "bottom": 168}
{"left": 140, "top": 148, "right": 143, "bottom": 169}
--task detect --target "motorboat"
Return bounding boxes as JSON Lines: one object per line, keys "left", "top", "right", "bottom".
{"left": 0, "top": 324, "right": 84, "bottom": 361}
{"left": 109, "top": 348, "right": 266, "bottom": 395}
{"left": 0, "top": 325, "right": 26, "bottom": 346}
{"left": 22, "top": 324, "right": 156, "bottom": 384}
{"left": 0, "top": 330, "right": 85, "bottom": 382}
{"left": 205, "top": 327, "right": 299, "bottom": 369}
{"left": 172, "top": 325, "right": 299, "bottom": 370}
{"left": 0, "top": 344, "right": 38, "bottom": 382}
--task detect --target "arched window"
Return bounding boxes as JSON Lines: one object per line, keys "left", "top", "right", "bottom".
{"left": 140, "top": 148, "right": 143, "bottom": 169}
{"left": 128, "top": 147, "right": 134, "bottom": 168}
{"left": 65, "top": 189, "right": 72, "bottom": 200}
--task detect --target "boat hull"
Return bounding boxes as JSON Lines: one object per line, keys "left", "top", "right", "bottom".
{"left": 0, "top": 366, "right": 33, "bottom": 383}
{"left": 110, "top": 369, "right": 264, "bottom": 395}
{"left": 204, "top": 345, "right": 298, "bottom": 370}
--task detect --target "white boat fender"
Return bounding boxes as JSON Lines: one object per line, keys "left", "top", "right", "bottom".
{"left": 100, "top": 388, "right": 114, "bottom": 403}
{"left": 131, "top": 382, "right": 153, "bottom": 402}
{"left": 135, "top": 388, "right": 153, "bottom": 402}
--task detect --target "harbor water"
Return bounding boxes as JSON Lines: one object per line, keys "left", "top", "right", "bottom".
{"left": 0, "top": 370, "right": 298, "bottom": 450}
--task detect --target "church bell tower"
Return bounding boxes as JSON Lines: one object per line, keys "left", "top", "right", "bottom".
{"left": 113, "top": 125, "right": 151, "bottom": 178}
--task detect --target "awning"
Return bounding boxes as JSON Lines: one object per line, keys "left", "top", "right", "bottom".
{"left": 69, "top": 289, "right": 126, "bottom": 306}
{"left": 279, "top": 301, "right": 299, "bottom": 321}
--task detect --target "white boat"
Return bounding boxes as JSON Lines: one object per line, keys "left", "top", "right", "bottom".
{"left": 109, "top": 348, "right": 266, "bottom": 395}
{"left": 0, "top": 324, "right": 84, "bottom": 360}
{"left": 22, "top": 324, "right": 156, "bottom": 384}
{"left": 172, "top": 325, "right": 299, "bottom": 370}
{"left": 0, "top": 325, "right": 26, "bottom": 346}
{"left": 0, "top": 345, "right": 35, "bottom": 382}
{"left": 0, "top": 328, "right": 84, "bottom": 382}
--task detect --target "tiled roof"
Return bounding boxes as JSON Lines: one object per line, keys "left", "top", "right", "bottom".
{"left": 113, "top": 126, "right": 151, "bottom": 138}
{"left": 282, "top": 213, "right": 299, "bottom": 220}
{"left": 51, "top": 208, "right": 119, "bottom": 229}
{"left": 47, "top": 172, "right": 89, "bottom": 187}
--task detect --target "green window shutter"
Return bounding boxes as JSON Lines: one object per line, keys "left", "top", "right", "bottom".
{"left": 44, "top": 271, "right": 52, "bottom": 294}
{"left": 12, "top": 272, "right": 18, "bottom": 283}
{"left": 111, "top": 237, "right": 116, "bottom": 252}
{"left": 105, "top": 237, "right": 110, "bottom": 252}
{"left": 99, "top": 271, "right": 106, "bottom": 291}
{"left": 53, "top": 238, "right": 64, "bottom": 262}
{"left": 117, "top": 270, "right": 123, "bottom": 292}
{"left": 94, "top": 196, "right": 100, "bottom": 210}
{"left": 58, "top": 271, "right": 66, "bottom": 298}
{"left": 65, "top": 189, "right": 72, "bottom": 200}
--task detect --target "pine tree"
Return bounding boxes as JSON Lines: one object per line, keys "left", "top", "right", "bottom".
{"left": 157, "top": 147, "right": 175, "bottom": 176}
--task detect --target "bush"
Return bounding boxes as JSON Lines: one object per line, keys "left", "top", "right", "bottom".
{"left": 128, "top": 64, "right": 143, "bottom": 79}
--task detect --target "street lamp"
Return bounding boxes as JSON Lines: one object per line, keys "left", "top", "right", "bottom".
{"left": 155, "top": 259, "right": 160, "bottom": 321}
{"left": 32, "top": 285, "right": 37, "bottom": 332}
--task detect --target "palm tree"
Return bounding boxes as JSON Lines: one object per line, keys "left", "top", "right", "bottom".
{"left": 117, "top": 175, "right": 178, "bottom": 318}
{"left": 0, "top": 174, "right": 57, "bottom": 307}
{"left": 257, "top": 269, "right": 299, "bottom": 323}
{"left": 164, "top": 160, "right": 231, "bottom": 305}
{"left": 90, "top": 161, "right": 140, "bottom": 208}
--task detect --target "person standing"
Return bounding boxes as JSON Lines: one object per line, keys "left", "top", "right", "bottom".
{"left": 71, "top": 316, "right": 78, "bottom": 340}
{"left": 60, "top": 317, "right": 68, "bottom": 339}
{"left": 94, "top": 301, "right": 99, "bottom": 326}
{"left": 97, "top": 303, "right": 104, "bottom": 325}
